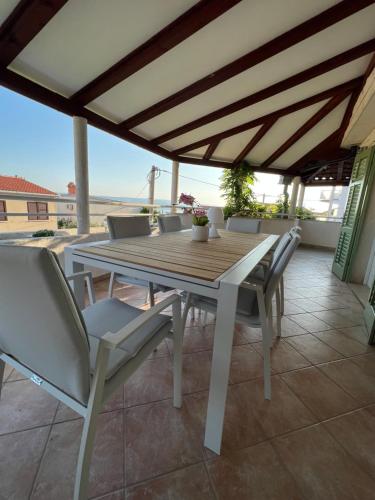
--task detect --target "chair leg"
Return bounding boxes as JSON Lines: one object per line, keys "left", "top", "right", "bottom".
{"left": 149, "top": 283, "right": 155, "bottom": 307}
{"left": 108, "top": 272, "right": 116, "bottom": 298}
{"left": 280, "top": 275, "right": 285, "bottom": 316}
{"left": 73, "top": 408, "right": 99, "bottom": 500}
{"left": 275, "top": 287, "right": 282, "bottom": 337}
{"left": 172, "top": 299, "right": 183, "bottom": 409}
{"left": 0, "top": 360, "right": 5, "bottom": 399}
{"left": 182, "top": 293, "right": 192, "bottom": 330}
{"left": 74, "top": 345, "right": 109, "bottom": 500}
{"left": 203, "top": 310, "right": 208, "bottom": 328}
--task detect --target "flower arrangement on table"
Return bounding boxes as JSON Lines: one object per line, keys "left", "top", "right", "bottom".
{"left": 179, "top": 193, "right": 209, "bottom": 241}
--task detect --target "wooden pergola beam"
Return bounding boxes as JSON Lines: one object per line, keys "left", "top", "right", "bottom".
{"left": 71, "top": 0, "right": 241, "bottom": 106}
{"left": 286, "top": 130, "right": 345, "bottom": 173}
{"left": 121, "top": 0, "right": 374, "bottom": 129}
{"left": 0, "top": 0, "right": 68, "bottom": 67}
{"left": 172, "top": 78, "right": 361, "bottom": 155}
{"left": 154, "top": 38, "right": 375, "bottom": 145}
{"left": 233, "top": 121, "right": 276, "bottom": 165}
{"left": 261, "top": 92, "right": 351, "bottom": 168}
{"left": 203, "top": 140, "right": 220, "bottom": 160}
{"left": 176, "top": 155, "right": 283, "bottom": 174}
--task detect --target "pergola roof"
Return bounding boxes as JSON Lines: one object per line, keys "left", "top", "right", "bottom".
{"left": 1, "top": 0, "right": 374, "bottom": 178}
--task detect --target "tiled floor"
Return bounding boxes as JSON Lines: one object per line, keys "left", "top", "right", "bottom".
{"left": 1, "top": 247, "right": 375, "bottom": 499}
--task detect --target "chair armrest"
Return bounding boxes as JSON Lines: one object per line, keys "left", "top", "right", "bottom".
{"left": 66, "top": 271, "right": 96, "bottom": 305}
{"left": 102, "top": 294, "right": 180, "bottom": 350}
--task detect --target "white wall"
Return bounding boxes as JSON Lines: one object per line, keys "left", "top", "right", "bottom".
{"left": 299, "top": 220, "right": 341, "bottom": 249}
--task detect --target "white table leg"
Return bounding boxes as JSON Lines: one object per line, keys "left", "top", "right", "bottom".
{"left": 64, "top": 247, "right": 85, "bottom": 310}
{"left": 204, "top": 281, "right": 238, "bottom": 454}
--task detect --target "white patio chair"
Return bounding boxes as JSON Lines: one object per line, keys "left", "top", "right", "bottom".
{"left": 158, "top": 214, "right": 182, "bottom": 233}
{"left": 107, "top": 215, "right": 166, "bottom": 305}
{"left": 182, "top": 234, "right": 300, "bottom": 400}
{"left": 226, "top": 217, "right": 261, "bottom": 233}
{"left": 0, "top": 246, "right": 183, "bottom": 500}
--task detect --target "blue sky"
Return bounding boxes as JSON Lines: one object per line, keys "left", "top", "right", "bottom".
{"left": 0, "top": 87, "right": 284, "bottom": 205}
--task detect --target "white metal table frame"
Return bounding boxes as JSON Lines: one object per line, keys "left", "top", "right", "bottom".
{"left": 64, "top": 232, "right": 279, "bottom": 454}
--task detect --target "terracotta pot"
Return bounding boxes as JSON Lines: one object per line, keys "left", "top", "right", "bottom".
{"left": 192, "top": 224, "right": 209, "bottom": 242}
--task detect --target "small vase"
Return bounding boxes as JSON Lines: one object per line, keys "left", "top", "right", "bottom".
{"left": 192, "top": 224, "right": 209, "bottom": 242}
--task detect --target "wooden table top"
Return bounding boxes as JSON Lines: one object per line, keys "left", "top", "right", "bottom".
{"left": 77, "top": 230, "right": 271, "bottom": 282}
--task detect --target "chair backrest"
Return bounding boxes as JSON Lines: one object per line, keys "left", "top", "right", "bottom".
{"left": 263, "top": 232, "right": 292, "bottom": 282}
{"left": 0, "top": 246, "right": 91, "bottom": 404}
{"left": 264, "top": 234, "right": 300, "bottom": 312}
{"left": 226, "top": 217, "right": 260, "bottom": 234}
{"left": 290, "top": 225, "right": 302, "bottom": 235}
{"left": 107, "top": 215, "right": 151, "bottom": 239}
{"left": 158, "top": 215, "right": 182, "bottom": 233}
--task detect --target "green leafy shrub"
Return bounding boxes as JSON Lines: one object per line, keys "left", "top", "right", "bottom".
{"left": 32, "top": 229, "right": 55, "bottom": 238}
{"left": 220, "top": 161, "right": 259, "bottom": 218}
{"left": 58, "top": 218, "right": 77, "bottom": 229}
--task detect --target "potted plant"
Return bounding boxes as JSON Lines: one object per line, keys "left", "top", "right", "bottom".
{"left": 179, "top": 193, "right": 209, "bottom": 241}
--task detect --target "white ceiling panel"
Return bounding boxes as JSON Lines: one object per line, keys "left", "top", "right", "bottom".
{"left": 275, "top": 98, "right": 349, "bottom": 167}
{"left": 89, "top": 0, "right": 340, "bottom": 120}
{"left": 9, "top": 0, "right": 196, "bottom": 96}
{"left": 154, "top": 56, "right": 369, "bottom": 151}
{"left": 0, "top": 0, "right": 19, "bottom": 25}
{"left": 89, "top": 4, "right": 375, "bottom": 124}
{"left": 246, "top": 101, "right": 330, "bottom": 164}
{"left": 212, "top": 127, "right": 262, "bottom": 161}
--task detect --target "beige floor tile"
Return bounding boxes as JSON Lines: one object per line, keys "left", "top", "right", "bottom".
{"left": 312, "top": 309, "right": 363, "bottom": 329}
{"left": 288, "top": 313, "right": 331, "bottom": 333}
{"left": 235, "top": 323, "right": 263, "bottom": 343}
{"left": 0, "top": 380, "right": 59, "bottom": 435}
{"left": 229, "top": 344, "right": 264, "bottom": 384}
{"left": 126, "top": 463, "right": 215, "bottom": 500}
{"left": 182, "top": 351, "right": 212, "bottom": 394}
{"left": 206, "top": 441, "right": 301, "bottom": 500}
{"left": 319, "top": 358, "right": 375, "bottom": 404}
{"left": 286, "top": 333, "right": 343, "bottom": 364}
{"left": 125, "top": 393, "right": 206, "bottom": 484}
{"left": 314, "top": 330, "right": 371, "bottom": 357}
{"left": 324, "top": 407, "right": 375, "bottom": 479}
{"left": 273, "top": 424, "right": 375, "bottom": 500}
{"left": 32, "top": 410, "right": 124, "bottom": 500}
{"left": 337, "top": 325, "right": 371, "bottom": 346}
{"left": 291, "top": 298, "right": 328, "bottom": 313}
{"left": 253, "top": 339, "right": 311, "bottom": 374}
{"left": 281, "top": 366, "right": 359, "bottom": 420}
{"left": 282, "top": 300, "right": 306, "bottom": 315}
{"left": 216, "top": 383, "right": 266, "bottom": 454}
{"left": 124, "top": 356, "right": 173, "bottom": 407}
{"left": 278, "top": 316, "right": 307, "bottom": 337}
{"left": 0, "top": 426, "right": 50, "bottom": 500}
{"left": 167, "top": 324, "right": 213, "bottom": 354}
{"left": 225, "top": 377, "right": 316, "bottom": 441}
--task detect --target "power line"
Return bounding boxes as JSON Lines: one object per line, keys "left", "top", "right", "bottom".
{"left": 159, "top": 168, "right": 220, "bottom": 188}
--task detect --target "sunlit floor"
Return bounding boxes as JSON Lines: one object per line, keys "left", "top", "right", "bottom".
{"left": 1, "top": 247, "right": 375, "bottom": 499}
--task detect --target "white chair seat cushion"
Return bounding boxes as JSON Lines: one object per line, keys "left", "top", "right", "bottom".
{"left": 83, "top": 298, "right": 171, "bottom": 379}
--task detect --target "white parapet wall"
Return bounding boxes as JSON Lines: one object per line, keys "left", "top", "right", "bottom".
{"left": 0, "top": 231, "right": 110, "bottom": 277}
{"left": 298, "top": 220, "right": 341, "bottom": 249}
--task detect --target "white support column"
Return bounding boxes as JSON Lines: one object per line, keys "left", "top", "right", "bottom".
{"left": 297, "top": 183, "right": 305, "bottom": 209}
{"left": 148, "top": 165, "right": 156, "bottom": 222}
{"left": 170, "top": 161, "right": 179, "bottom": 213}
{"left": 148, "top": 165, "right": 156, "bottom": 205}
{"left": 73, "top": 116, "right": 90, "bottom": 234}
{"left": 327, "top": 185, "right": 336, "bottom": 220}
{"left": 289, "top": 176, "right": 301, "bottom": 218}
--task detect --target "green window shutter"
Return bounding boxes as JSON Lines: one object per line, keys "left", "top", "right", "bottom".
{"left": 332, "top": 147, "right": 375, "bottom": 281}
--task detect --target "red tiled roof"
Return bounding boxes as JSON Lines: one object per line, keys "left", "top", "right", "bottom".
{"left": 0, "top": 175, "right": 56, "bottom": 195}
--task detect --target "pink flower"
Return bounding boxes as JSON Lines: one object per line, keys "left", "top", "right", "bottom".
{"left": 179, "top": 193, "right": 195, "bottom": 206}
{"left": 193, "top": 208, "right": 206, "bottom": 217}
